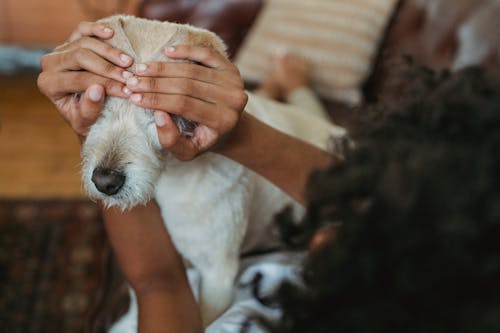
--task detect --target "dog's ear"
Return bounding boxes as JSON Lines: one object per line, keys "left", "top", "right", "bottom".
{"left": 97, "top": 15, "right": 228, "bottom": 64}
{"left": 97, "top": 15, "right": 139, "bottom": 60}
{"left": 152, "top": 24, "right": 228, "bottom": 62}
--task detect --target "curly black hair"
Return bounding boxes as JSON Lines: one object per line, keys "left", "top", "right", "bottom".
{"left": 269, "top": 66, "right": 500, "bottom": 333}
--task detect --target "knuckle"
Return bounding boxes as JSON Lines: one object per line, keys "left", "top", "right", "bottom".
{"left": 76, "top": 36, "right": 93, "bottom": 49}
{"left": 147, "top": 77, "right": 158, "bottom": 91}
{"left": 73, "top": 48, "right": 89, "bottom": 63}
{"left": 102, "top": 78, "right": 116, "bottom": 90}
{"left": 74, "top": 36, "right": 86, "bottom": 47}
{"left": 156, "top": 62, "right": 166, "bottom": 75}
{"left": 240, "top": 91, "right": 249, "bottom": 108}
{"left": 186, "top": 65, "right": 198, "bottom": 77}
{"left": 39, "top": 54, "right": 51, "bottom": 70}
{"left": 180, "top": 79, "right": 194, "bottom": 93}
{"left": 103, "top": 61, "right": 117, "bottom": 75}
{"left": 173, "top": 95, "right": 189, "bottom": 112}
{"left": 79, "top": 109, "right": 95, "bottom": 123}
{"left": 227, "top": 90, "right": 248, "bottom": 111}
{"left": 106, "top": 44, "right": 120, "bottom": 58}
{"left": 235, "top": 90, "right": 248, "bottom": 109}
{"left": 36, "top": 72, "right": 50, "bottom": 93}
{"left": 147, "top": 94, "right": 160, "bottom": 108}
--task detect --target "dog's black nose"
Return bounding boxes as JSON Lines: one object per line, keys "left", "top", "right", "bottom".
{"left": 91, "top": 167, "right": 126, "bottom": 195}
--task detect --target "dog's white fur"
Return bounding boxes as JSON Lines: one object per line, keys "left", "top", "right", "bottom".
{"left": 82, "top": 15, "right": 345, "bottom": 327}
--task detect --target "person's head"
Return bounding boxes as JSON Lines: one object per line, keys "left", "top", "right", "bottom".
{"left": 272, "top": 66, "right": 500, "bottom": 333}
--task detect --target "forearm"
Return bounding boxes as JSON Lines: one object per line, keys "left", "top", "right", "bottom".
{"left": 215, "top": 112, "right": 334, "bottom": 204}
{"left": 102, "top": 202, "right": 202, "bottom": 333}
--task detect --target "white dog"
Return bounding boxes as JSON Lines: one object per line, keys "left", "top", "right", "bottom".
{"left": 82, "top": 15, "right": 344, "bottom": 327}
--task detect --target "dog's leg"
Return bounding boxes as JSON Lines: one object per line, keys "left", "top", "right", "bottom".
{"left": 198, "top": 256, "right": 239, "bottom": 327}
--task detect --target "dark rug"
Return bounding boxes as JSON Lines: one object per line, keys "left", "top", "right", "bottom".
{"left": 0, "top": 200, "right": 124, "bottom": 333}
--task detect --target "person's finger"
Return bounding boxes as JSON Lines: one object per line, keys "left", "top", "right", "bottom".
{"left": 130, "top": 93, "right": 239, "bottom": 133}
{"left": 37, "top": 70, "right": 127, "bottom": 100}
{"left": 41, "top": 48, "right": 131, "bottom": 83}
{"left": 153, "top": 111, "right": 181, "bottom": 147}
{"left": 133, "top": 61, "right": 240, "bottom": 88}
{"left": 164, "top": 45, "right": 235, "bottom": 71}
{"left": 69, "top": 21, "right": 114, "bottom": 42}
{"left": 55, "top": 37, "right": 133, "bottom": 68}
{"left": 73, "top": 84, "right": 105, "bottom": 137}
{"left": 125, "top": 76, "right": 245, "bottom": 107}
{"left": 167, "top": 137, "right": 199, "bottom": 161}
{"left": 153, "top": 111, "right": 201, "bottom": 161}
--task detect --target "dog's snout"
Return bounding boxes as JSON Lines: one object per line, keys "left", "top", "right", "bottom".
{"left": 91, "top": 167, "right": 126, "bottom": 195}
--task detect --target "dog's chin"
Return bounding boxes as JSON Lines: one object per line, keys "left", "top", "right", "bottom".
{"left": 86, "top": 186, "right": 154, "bottom": 211}
{"left": 82, "top": 159, "right": 163, "bottom": 211}
{"left": 83, "top": 170, "right": 157, "bottom": 211}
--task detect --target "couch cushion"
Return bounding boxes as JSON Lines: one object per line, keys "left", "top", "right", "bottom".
{"left": 138, "top": 0, "right": 264, "bottom": 58}
{"left": 235, "top": 0, "right": 398, "bottom": 106}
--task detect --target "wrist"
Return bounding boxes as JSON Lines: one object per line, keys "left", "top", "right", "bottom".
{"left": 212, "top": 110, "right": 252, "bottom": 159}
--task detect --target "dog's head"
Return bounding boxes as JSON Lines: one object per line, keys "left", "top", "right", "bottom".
{"left": 81, "top": 15, "right": 227, "bottom": 209}
{"left": 82, "top": 97, "right": 164, "bottom": 209}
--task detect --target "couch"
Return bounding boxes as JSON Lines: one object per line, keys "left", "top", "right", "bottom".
{"left": 135, "top": 0, "right": 499, "bottom": 125}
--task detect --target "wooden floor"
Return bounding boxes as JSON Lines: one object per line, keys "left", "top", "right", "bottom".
{"left": 0, "top": 73, "right": 85, "bottom": 199}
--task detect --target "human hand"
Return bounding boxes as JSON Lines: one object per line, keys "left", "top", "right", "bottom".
{"left": 37, "top": 21, "right": 134, "bottom": 139}
{"left": 125, "top": 45, "right": 248, "bottom": 161}
{"left": 419, "top": 0, "right": 482, "bottom": 64}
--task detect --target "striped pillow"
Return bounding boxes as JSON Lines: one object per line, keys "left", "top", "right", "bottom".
{"left": 235, "top": 0, "right": 397, "bottom": 106}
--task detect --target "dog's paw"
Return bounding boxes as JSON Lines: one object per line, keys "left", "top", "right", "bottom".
{"left": 239, "top": 262, "right": 302, "bottom": 308}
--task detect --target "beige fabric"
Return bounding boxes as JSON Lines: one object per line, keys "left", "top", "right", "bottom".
{"left": 235, "top": 0, "right": 398, "bottom": 106}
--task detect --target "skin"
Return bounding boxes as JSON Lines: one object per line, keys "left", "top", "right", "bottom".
{"left": 37, "top": 21, "right": 332, "bottom": 332}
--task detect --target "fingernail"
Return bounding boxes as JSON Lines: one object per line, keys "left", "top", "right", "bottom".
{"left": 130, "top": 94, "right": 142, "bottom": 102}
{"left": 89, "top": 86, "right": 102, "bottom": 102}
{"left": 123, "top": 86, "right": 132, "bottom": 95}
{"left": 165, "top": 46, "right": 175, "bottom": 53}
{"left": 154, "top": 111, "right": 167, "bottom": 127}
{"left": 135, "top": 63, "right": 147, "bottom": 73}
{"left": 127, "top": 77, "right": 139, "bottom": 87}
{"left": 103, "top": 27, "right": 113, "bottom": 34}
{"left": 120, "top": 54, "right": 132, "bottom": 64}
{"left": 122, "top": 71, "right": 134, "bottom": 79}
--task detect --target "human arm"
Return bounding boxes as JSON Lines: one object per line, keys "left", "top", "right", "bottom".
{"left": 103, "top": 202, "right": 202, "bottom": 333}
{"left": 214, "top": 112, "right": 333, "bottom": 204}
{"left": 127, "top": 45, "right": 334, "bottom": 204}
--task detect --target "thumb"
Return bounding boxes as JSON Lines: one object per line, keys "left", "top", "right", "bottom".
{"left": 81, "top": 84, "right": 105, "bottom": 124}
{"left": 76, "top": 84, "right": 105, "bottom": 141}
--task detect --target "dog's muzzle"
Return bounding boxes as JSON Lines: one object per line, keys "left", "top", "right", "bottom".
{"left": 91, "top": 167, "right": 126, "bottom": 196}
